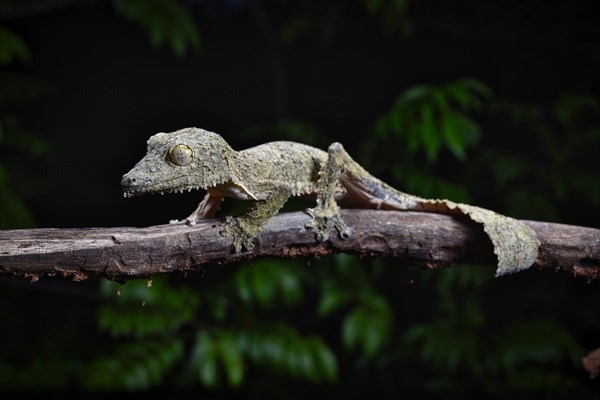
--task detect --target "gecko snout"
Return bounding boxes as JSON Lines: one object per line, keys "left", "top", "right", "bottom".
{"left": 121, "top": 174, "right": 137, "bottom": 188}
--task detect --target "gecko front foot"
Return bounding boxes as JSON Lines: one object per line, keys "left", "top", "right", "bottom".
{"left": 220, "top": 216, "right": 258, "bottom": 252}
{"left": 305, "top": 207, "right": 352, "bottom": 242}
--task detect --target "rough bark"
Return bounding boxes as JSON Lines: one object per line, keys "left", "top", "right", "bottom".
{"left": 0, "top": 210, "right": 598, "bottom": 281}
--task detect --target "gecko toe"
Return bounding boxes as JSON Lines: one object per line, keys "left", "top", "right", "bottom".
{"left": 220, "top": 217, "right": 257, "bottom": 252}
{"left": 305, "top": 207, "right": 350, "bottom": 242}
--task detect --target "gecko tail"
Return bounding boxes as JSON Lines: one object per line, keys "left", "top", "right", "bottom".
{"left": 386, "top": 193, "right": 540, "bottom": 276}
{"left": 339, "top": 174, "right": 539, "bottom": 276}
{"left": 433, "top": 201, "right": 539, "bottom": 276}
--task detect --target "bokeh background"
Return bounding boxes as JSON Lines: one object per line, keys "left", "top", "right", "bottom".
{"left": 1, "top": 0, "right": 599, "bottom": 396}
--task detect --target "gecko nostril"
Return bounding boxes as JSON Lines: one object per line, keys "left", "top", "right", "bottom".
{"left": 121, "top": 175, "right": 136, "bottom": 187}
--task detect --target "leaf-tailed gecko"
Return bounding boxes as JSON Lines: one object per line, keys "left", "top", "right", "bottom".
{"left": 121, "top": 127, "right": 539, "bottom": 276}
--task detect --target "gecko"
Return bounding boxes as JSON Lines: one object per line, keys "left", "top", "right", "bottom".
{"left": 121, "top": 127, "right": 539, "bottom": 276}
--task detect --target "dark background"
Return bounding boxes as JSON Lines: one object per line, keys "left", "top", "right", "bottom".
{"left": 0, "top": 0, "right": 599, "bottom": 396}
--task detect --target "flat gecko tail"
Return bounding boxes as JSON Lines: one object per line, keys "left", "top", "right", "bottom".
{"left": 452, "top": 203, "right": 539, "bottom": 277}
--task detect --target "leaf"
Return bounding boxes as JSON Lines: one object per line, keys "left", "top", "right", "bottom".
{"left": 0, "top": 28, "right": 31, "bottom": 65}
{"left": 192, "top": 335, "right": 219, "bottom": 387}
{"left": 82, "top": 338, "right": 184, "bottom": 390}
{"left": 98, "top": 277, "right": 199, "bottom": 337}
{"left": 310, "top": 339, "right": 337, "bottom": 382}
{"left": 395, "top": 84, "right": 432, "bottom": 106}
{"left": 342, "top": 301, "right": 392, "bottom": 358}
{"left": 317, "top": 289, "right": 353, "bottom": 316}
{"left": 419, "top": 102, "right": 439, "bottom": 161}
{"left": 491, "top": 319, "right": 583, "bottom": 370}
{"left": 113, "top": 0, "right": 201, "bottom": 56}
{"left": 235, "top": 260, "right": 303, "bottom": 309}
{"left": 278, "top": 15, "right": 309, "bottom": 45}
{"left": 234, "top": 322, "right": 338, "bottom": 384}
{"left": 378, "top": 78, "right": 488, "bottom": 161}
{"left": 458, "top": 78, "right": 493, "bottom": 98}
{"left": 218, "top": 336, "right": 245, "bottom": 388}
{"left": 251, "top": 263, "right": 277, "bottom": 307}
{"left": 0, "top": 187, "right": 36, "bottom": 228}
{"left": 374, "top": 115, "right": 389, "bottom": 139}
{"left": 362, "top": 0, "right": 384, "bottom": 14}
{"left": 440, "top": 112, "right": 467, "bottom": 159}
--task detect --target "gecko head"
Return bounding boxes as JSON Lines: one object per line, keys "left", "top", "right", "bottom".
{"left": 121, "top": 127, "right": 234, "bottom": 197}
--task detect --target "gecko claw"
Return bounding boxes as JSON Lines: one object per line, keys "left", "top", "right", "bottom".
{"left": 305, "top": 207, "right": 352, "bottom": 242}
{"left": 220, "top": 216, "right": 256, "bottom": 252}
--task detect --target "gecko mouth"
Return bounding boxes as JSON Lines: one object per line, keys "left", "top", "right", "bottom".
{"left": 122, "top": 184, "right": 205, "bottom": 198}
{"left": 121, "top": 173, "right": 211, "bottom": 198}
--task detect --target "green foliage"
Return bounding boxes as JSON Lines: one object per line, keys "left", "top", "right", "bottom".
{"left": 1, "top": 3, "right": 598, "bottom": 396}
{"left": 402, "top": 267, "right": 588, "bottom": 395}
{"left": 489, "top": 319, "right": 582, "bottom": 372}
{"left": 235, "top": 259, "right": 303, "bottom": 309}
{"left": 82, "top": 337, "right": 184, "bottom": 390}
{"left": 0, "top": 27, "right": 30, "bottom": 65}
{"left": 485, "top": 93, "right": 600, "bottom": 221}
{"left": 84, "top": 278, "right": 199, "bottom": 389}
{"left": 317, "top": 255, "right": 394, "bottom": 359}
{"left": 113, "top": 0, "right": 201, "bottom": 56}
{"left": 341, "top": 298, "right": 392, "bottom": 358}
{"left": 375, "top": 78, "right": 491, "bottom": 161}
{"left": 0, "top": 116, "right": 48, "bottom": 228}
{"left": 278, "top": 15, "right": 310, "bottom": 46}
{"left": 0, "top": 26, "right": 48, "bottom": 228}
{"left": 92, "top": 265, "right": 337, "bottom": 390}
{"left": 360, "top": 0, "right": 412, "bottom": 36}
{"left": 190, "top": 323, "right": 337, "bottom": 388}
{"left": 99, "top": 277, "right": 199, "bottom": 337}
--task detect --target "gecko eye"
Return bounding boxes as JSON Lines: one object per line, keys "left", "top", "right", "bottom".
{"left": 169, "top": 144, "right": 193, "bottom": 166}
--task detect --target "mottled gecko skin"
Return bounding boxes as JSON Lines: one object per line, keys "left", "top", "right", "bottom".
{"left": 122, "top": 127, "right": 539, "bottom": 276}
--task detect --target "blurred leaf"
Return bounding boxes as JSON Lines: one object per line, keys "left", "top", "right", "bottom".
{"left": 342, "top": 297, "right": 393, "bottom": 358}
{"left": 191, "top": 333, "right": 219, "bottom": 388}
{"left": 376, "top": 78, "right": 490, "bottom": 162}
{"left": 491, "top": 319, "right": 582, "bottom": 370}
{"left": 99, "top": 277, "right": 199, "bottom": 337}
{"left": 360, "top": 0, "right": 412, "bottom": 36}
{"left": 113, "top": 0, "right": 201, "bottom": 56}
{"left": 420, "top": 102, "right": 438, "bottom": 161}
{"left": 396, "top": 84, "right": 432, "bottom": 106}
{"left": 317, "top": 288, "right": 353, "bottom": 316}
{"left": 218, "top": 337, "right": 245, "bottom": 388}
{"left": 193, "top": 322, "right": 338, "bottom": 387}
{"left": 310, "top": 338, "right": 337, "bottom": 382}
{"left": 82, "top": 337, "right": 183, "bottom": 390}
{"left": 0, "top": 27, "right": 30, "bottom": 65}
{"left": 235, "top": 323, "right": 337, "bottom": 383}
{"left": 404, "top": 319, "right": 480, "bottom": 371}
{"left": 235, "top": 260, "right": 303, "bottom": 309}
{"left": 0, "top": 114, "right": 49, "bottom": 155}
{"left": 554, "top": 94, "right": 600, "bottom": 127}
{"left": 0, "top": 184, "right": 36, "bottom": 228}
{"left": 279, "top": 15, "right": 309, "bottom": 45}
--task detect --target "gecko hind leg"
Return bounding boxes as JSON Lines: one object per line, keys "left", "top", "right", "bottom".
{"left": 306, "top": 142, "right": 352, "bottom": 242}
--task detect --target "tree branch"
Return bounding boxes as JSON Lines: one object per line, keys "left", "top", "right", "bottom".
{"left": 0, "top": 210, "right": 598, "bottom": 281}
